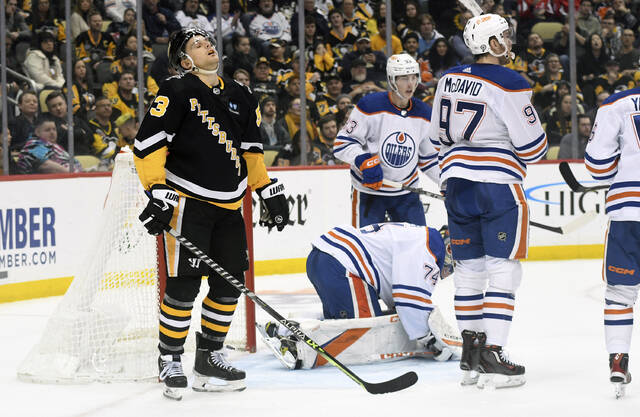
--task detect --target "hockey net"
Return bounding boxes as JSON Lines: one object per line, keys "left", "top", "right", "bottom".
{"left": 17, "top": 149, "right": 256, "bottom": 383}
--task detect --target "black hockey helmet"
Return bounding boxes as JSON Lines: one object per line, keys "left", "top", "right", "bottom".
{"left": 168, "top": 27, "right": 217, "bottom": 74}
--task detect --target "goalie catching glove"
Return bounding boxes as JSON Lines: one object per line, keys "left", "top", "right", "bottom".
{"left": 256, "top": 178, "right": 289, "bottom": 231}
{"left": 139, "top": 184, "right": 179, "bottom": 235}
{"left": 417, "top": 331, "right": 454, "bottom": 362}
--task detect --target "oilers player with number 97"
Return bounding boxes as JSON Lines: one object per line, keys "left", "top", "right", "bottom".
{"left": 333, "top": 53, "right": 439, "bottom": 227}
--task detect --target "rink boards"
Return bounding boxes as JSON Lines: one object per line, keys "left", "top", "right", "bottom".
{"left": 0, "top": 162, "right": 608, "bottom": 302}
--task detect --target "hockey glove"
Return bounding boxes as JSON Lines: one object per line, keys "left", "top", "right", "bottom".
{"left": 139, "top": 184, "right": 179, "bottom": 235}
{"left": 354, "top": 153, "right": 383, "bottom": 190}
{"left": 417, "top": 331, "right": 454, "bottom": 362}
{"left": 257, "top": 178, "right": 289, "bottom": 232}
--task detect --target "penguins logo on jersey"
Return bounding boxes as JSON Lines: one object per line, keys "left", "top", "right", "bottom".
{"left": 381, "top": 131, "right": 415, "bottom": 168}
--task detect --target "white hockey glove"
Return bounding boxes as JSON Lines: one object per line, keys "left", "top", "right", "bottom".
{"left": 417, "top": 331, "right": 454, "bottom": 362}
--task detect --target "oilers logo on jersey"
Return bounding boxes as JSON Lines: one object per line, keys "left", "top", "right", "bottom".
{"left": 382, "top": 132, "right": 416, "bottom": 168}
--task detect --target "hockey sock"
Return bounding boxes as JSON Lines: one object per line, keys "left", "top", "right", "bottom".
{"left": 201, "top": 296, "right": 238, "bottom": 351}
{"left": 159, "top": 294, "right": 194, "bottom": 355}
{"left": 482, "top": 287, "right": 515, "bottom": 346}
{"left": 604, "top": 299, "right": 633, "bottom": 354}
{"left": 454, "top": 288, "right": 485, "bottom": 333}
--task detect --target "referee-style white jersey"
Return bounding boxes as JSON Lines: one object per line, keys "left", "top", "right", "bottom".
{"left": 585, "top": 87, "right": 640, "bottom": 221}
{"left": 311, "top": 223, "right": 445, "bottom": 340}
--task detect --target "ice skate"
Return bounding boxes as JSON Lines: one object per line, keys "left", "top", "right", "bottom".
{"left": 610, "top": 353, "right": 631, "bottom": 399}
{"left": 192, "top": 332, "right": 246, "bottom": 392}
{"left": 476, "top": 344, "right": 525, "bottom": 389}
{"left": 459, "top": 330, "right": 485, "bottom": 386}
{"left": 256, "top": 321, "right": 301, "bottom": 370}
{"left": 158, "top": 354, "right": 188, "bottom": 401}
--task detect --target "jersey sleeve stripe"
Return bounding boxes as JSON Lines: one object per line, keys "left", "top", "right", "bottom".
{"left": 513, "top": 132, "right": 546, "bottom": 151}
{"left": 393, "top": 293, "right": 432, "bottom": 304}
{"left": 327, "top": 231, "right": 378, "bottom": 288}
{"left": 166, "top": 169, "right": 247, "bottom": 201}
{"left": 394, "top": 302, "right": 434, "bottom": 311}
{"left": 392, "top": 284, "right": 432, "bottom": 297}
{"left": 319, "top": 235, "right": 368, "bottom": 282}
{"left": 333, "top": 227, "right": 382, "bottom": 288}
{"left": 610, "top": 181, "right": 640, "bottom": 190}
{"left": 585, "top": 152, "right": 620, "bottom": 165}
{"left": 134, "top": 131, "right": 169, "bottom": 151}
{"left": 240, "top": 142, "right": 263, "bottom": 151}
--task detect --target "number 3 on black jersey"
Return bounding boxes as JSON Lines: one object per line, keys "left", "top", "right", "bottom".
{"left": 150, "top": 95, "right": 170, "bottom": 117}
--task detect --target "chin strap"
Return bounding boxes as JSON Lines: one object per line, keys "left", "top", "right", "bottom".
{"left": 183, "top": 54, "right": 219, "bottom": 75}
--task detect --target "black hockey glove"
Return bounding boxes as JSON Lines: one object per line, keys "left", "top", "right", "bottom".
{"left": 256, "top": 178, "right": 289, "bottom": 232}
{"left": 139, "top": 184, "right": 179, "bottom": 235}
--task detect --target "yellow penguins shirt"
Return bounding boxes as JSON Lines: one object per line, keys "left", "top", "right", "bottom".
{"left": 134, "top": 73, "right": 269, "bottom": 210}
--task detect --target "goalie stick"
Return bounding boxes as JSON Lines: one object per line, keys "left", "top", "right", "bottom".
{"left": 166, "top": 227, "right": 418, "bottom": 394}
{"left": 559, "top": 161, "right": 610, "bottom": 193}
{"left": 382, "top": 179, "right": 597, "bottom": 235}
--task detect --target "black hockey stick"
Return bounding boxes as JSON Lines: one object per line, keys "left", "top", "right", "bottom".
{"left": 166, "top": 227, "right": 418, "bottom": 394}
{"left": 382, "top": 179, "right": 597, "bottom": 235}
{"left": 559, "top": 161, "right": 610, "bottom": 193}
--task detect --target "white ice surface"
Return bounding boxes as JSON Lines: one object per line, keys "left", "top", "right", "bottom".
{"left": 2, "top": 260, "right": 640, "bottom": 416}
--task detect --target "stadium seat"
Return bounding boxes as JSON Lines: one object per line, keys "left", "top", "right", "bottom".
{"left": 531, "top": 22, "right": 563, "bottom": 43}
{"left": 546, "top": 146, "right": 560, "bottom": 160}
{"left": 263, "top": 150, "right": 279, "bottom": 166}
{"left": 75, "top": 155, "right": 101, "bottom": 171}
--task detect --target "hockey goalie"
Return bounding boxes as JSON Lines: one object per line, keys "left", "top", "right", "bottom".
{"left": 257, "top": 222, "right": 462, "bottom": 369}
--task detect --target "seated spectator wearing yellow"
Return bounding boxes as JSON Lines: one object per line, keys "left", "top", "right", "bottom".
{"left": 557, "top": 114, "right": 593, "bottom": 160}
{"left": 521, "top": 32, "right": 552, "bottom": 87}
{"left": 315, "top": 72, "right": 343, "bottom": 117}
{"left": 66, "top": 59, "right": 96, "bottom": 120}
{"left": 593, "top": 59, "right": 635, "bottom": 96}
{"left": 23, "top": 30, "right": 64, "bottom": 91}
{"left": 310, "top": 42, "right": 336, "bottom": 77}
{"left": 44, "top": 90, "right": 94, "bottom": 155}
{"left": 282, "top": 97, "right": 318, "bottom": 144}
{"left": 115, "top": 113, "right": 138, "bottom": 149}
{"left": 278, "top": 51, "right": 320, "bottom": 101}
{"left": 532, "top": 53, "right": 571, "bottom": 110}
{"left": 102, "top": 70, "right": 139, "bottom": 121}
{"left": 110, "top": 49, "right": 160, "bottom": 100}
{"left": 370, "top": 19, "right": 402, "bottom": 56}
{"left": 16, "top": 115, "right": 83, "bottom": 174}
{"left": 326, "top": 8, "right": 359, "bottom": 60}
{"left": 89, "top": 96, "right": 118, "bottom": 161}
{"left": 9, "top": 90, "right": 39, "bottom": 151}
{"left": 0, "top": 129, "right": 19, "bottom": 175}
{"left": 341, "top": 0, "right": 369, "bottom": 34}
{"left": 268, "top": 39, "right": 292, "bottom": 78}
{"left": 75, "top": 9, "right": 117, "bottom": 84}
{"left": 366, "top": 0, "right": 385, "bottom": 36}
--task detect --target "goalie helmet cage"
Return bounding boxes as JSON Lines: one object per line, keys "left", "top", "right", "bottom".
{"left": 17, "top": 149, "right": 256, "bottom": 384}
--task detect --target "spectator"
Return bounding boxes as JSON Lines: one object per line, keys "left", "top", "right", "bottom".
{"left": 448, "top": 9, "right": 473, "bottom": 64}
{"left": 268, "top": 39, "right": 292, "bottom": 78}
{"left": 341, "top": 35, "right": 386, "bottom": 79}
{"left": 70, "top": 0, "right": 92, "bottom": 39}
{"left": 209, "top": 0, "right": 245, "bottom": 41}
{"left": 102, "top": 70, "right": 139, "bottom": 121}
{"left": 428, "top": 38, "right": 459, "bottom": 80}
{"left": 522, "top": 32, "right": 551, "bottom": 86}
{"left": 370, "top": 19, "right": 402, "bottom": 56}
{"left": 0, "top": 129, "right": 19, "bottom": 174}
{"left": 114, "top": 33, "right": 154, "bottom": 69}
{"left": 27, "top": 0, "right": 65, "bottom": 43}
{"left": 396, "top": 0, "right": 421, "bottom": 39}
{"left": 315, "top": 113, "right": 340, "bottom": 165}
{"left": 142, "top": 0, "right": 181, "bottom": 57}
{"left": 544, "top": 93, "right": 579, "bottom": 146}
{"left": 302, "top": 15, "right": 324, "bottom": 51}
{"left": 88, "top": 96, "right": 118, "bottom": 161}
{"left": 290, "top": 0, "right": 330, "bottom": 41}
{"left": 9, "top": 90, "right": 38, "bottom": 151}
{"left": 579, "top": 32, "right": 610, "bottom": 105}
{"left": 75, "top": 10, "right": 117, "bottom": 84}
{"left": 593, "top": 59, "right": 635, "bottom": 96}
{"left": 552, "top": 19, "right": 588, "bottom": 71}
{"left": 16, "top": 115, "right": 83, "bottom": 174}
{"left": 223, "top": 34, "right": 257, "bottom": 78}
{"left": 107, "top": 8, "right": 148, "bottom": 45}
{"left": 577, "top": 0, "right": 602, "bottom": 40}
{"left": 336, "top": 94, "right": 353, "bottom": 112}
{"left": 315, "top": 72, "right": 343, "bottom": 116}
{"left": 105, "top": 0, "right": 137, "bottom": 24}
{"left": 68, "top": 59, "right": 96, "bottom": 119}
{"left": 249, "top": 0, "right": 291, "bottom": 49}
{"left": 588, "top": 91, "right": 611, "bottom": 121}
{"left": 611, "top": 0, "right": 638, "bottom": 31}
{"left": 115, "top": 113, "right": 138, "bottom": 148}
{"left": 533, "top": 53, "right": 569, "bottom": 110}
{"left": 601, "top": 12, "right": 622, "bottom": 57}
{"left": 417, "top": 13, "right": 443, "bottom": 55}
{"left": 23, "top": 30, "right": 65, "bottom": 91}
{"left": 617, "top": 28, "right": 640, "bottom": 76}
{"left": 251, "top": 57, "right": 279, "bottom": 103}
{"left": 109, "top": 49, "right": 159, "bottom": 103}
{"left": 402, "top": 32, "right": 420, "bottom": 61}
{"left": 326, "top": 8, "right": 359, "bottom": 60}
{"left": 557, "top": 114, "right": 593, "bottom": 160}
{"left": 335, "top": 95, "right": 354, "bottom": 129}
{"left": 5, "top": 0, "right": 32, "bottom": 65}
{"left": 366, "top": 1, "right": 386, "bottom": 36}
{"left": 341, "top": 0, "right": 368, "bottom": 34}
{"left": 44, "top": 90, "right": 93, "bottom": 155}
{"left": 279, "top": 50, "right": 322, "bottom": 104}
{"left": 176, "top": 0, "right": 214, "bottom": 32}
{"left": 233, "top": 68, "right": 251, "bottom": 87}
{"left": 310, "top": 42, "right": 336, "bottom": 77}
{"left": 259, "top": 96, "right": 290, "bottom": 152}
{"left": 275, "top": 97, "right": 319, "bottom": 165}
{"left": 343, "top": 58, "right": 385, "bottom": 101}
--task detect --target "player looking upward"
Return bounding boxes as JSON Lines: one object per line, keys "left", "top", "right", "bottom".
{"left": 427, "top": 14, "right": 547, "bottom": 389}
{"left": 333, "top": 53, "right": 439, "bottom": 227}
{"left": 134, "top": 27, "right": 289, "bottom": 399}
{"left": 584, "top": 86, "right": 640, "bottom": 398}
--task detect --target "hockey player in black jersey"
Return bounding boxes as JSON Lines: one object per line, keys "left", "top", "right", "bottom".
{"left": 134, "top": 27, "right": 289, "bottom": 400}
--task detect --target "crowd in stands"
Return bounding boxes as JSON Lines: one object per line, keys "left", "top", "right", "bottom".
{"left": 1, "top": 0, "right": 640, "bottom": 175}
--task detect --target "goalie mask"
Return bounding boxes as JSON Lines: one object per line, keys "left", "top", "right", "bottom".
{"left": 438, "top": 226, "right": 454, "bottom": 279}
{"left": 168, "top": 27, "right": 219, "bottom": 75}
{"left": 463, "top": 13, "right": 515, "bottom": 61}
{"left": 386, "top": 53, "right": 420, "bottom": 101}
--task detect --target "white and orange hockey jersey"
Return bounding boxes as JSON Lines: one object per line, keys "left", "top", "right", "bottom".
{"left": 585, "top": 87, "right": 640, "bottom": 221}
{"left": 333, "top": 92, "right": 439, "bottom": 195}
{"left": 311, "top": 223, "right": 446, "bottom": 340}
{"left": 427, "top": 64, "right": 547, "bottom": 187}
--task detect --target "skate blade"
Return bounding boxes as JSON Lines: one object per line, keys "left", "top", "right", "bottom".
{"left": 192, "top": 373, "right": 246, "bottom": 392}
{"left": 256, "top": 324, "right": 298, "bottom": 370}
{"left": 460, "top": 370, "right": 478, "bottom": 386}
{"left": 613, "top": 382, "right": 626, "bottom": 399}
{"left": 163, "top": 386, "right": 185, "bottom": 401}
{"left": 477, "top": 373, "right": 526, "bottom": 389}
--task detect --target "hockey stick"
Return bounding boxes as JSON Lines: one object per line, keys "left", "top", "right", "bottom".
{"left": 166, "top": 227, "right": 418, "bottom": 394}
{"left": 559, "top": 161, "right": 610, "bottom": 193}
{"left": 458, "top": 0, "right": 484, "bottom": 16}
{"left": 382, "top": 179, "right": 597, "bottom": 235}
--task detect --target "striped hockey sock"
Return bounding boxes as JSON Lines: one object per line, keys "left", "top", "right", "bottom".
{"left": 604, "top": 299, "right": 633, "bottom": 353}
{"left": 482, "top": 289, "right": 515, "bottom": 346}
{"left": 201, "top": 296, "right": 238, "bottom": 351}
{"left": 159, "top": 294, "right": 194, "bottom": 355}
{"left": 454, "top": 289, "right": 484, "bottom": 332}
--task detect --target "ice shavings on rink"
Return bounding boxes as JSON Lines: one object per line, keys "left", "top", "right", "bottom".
{"left": 2, "top": 260, "right": 640, "bottom": 417}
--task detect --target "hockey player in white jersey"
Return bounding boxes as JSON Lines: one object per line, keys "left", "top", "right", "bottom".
{"left": 333, "top": 53, "right": 439, "bottom": 227}
{"left": 584, "top": 86, "right": 640, "bottom": 398}
{"left": 257, "top": 222, "right": 461, "bottom": 369}
{"left": 427, "top": 14, "right": 547, "bottom": 389}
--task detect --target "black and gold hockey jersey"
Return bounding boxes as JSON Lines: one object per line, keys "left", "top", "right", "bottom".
{"left": 134, "top": 72, "right": 269, "bottom": 210}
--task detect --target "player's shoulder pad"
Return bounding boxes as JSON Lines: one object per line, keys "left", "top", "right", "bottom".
{"left": 444, "top": 63, "right": 531, "bottom": 92}
{"left": 410, "top": 98, "right": 432, "bottom": 120}
{"left": 355, "top": 91, "right": 390, "bottom": 114}
{"left": 601, "top": 86, "right": 640, "bottom": 106}
{"left": 158, "top": 73, "right": 187, "bottom": 95}
{"left": 223, "top": 74, "right": 257, "bottom": 105}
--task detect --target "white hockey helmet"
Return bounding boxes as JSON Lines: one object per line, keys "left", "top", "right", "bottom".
{"left": 386, "top": 53, "right": 420, "bottom": 101}
{"left": 463, "top": 13, "right": 514, "bottom": 60}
